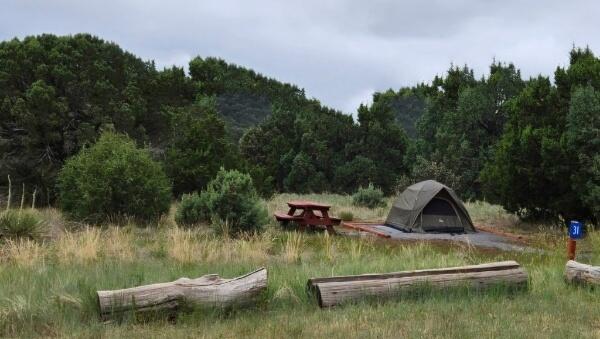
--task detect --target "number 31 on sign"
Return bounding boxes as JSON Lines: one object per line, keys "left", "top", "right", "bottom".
{"left": 569, "top": 220, "right": 584, "bottom": 240}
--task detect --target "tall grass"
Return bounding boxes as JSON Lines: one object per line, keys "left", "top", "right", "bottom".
{"left": 1, "top": 239, "right": 46, "bottom": 267}
{"left": 103, "top": 227, "right": 135, "bottom": 261}
{"left": 55, "top": 227, "right": 102, "bottom": 264}
{"left": 465, "top": 201, "right": 520, "bottom": 229}
{"left": 0, "top": 195, "right": 598, "bottom": 338}
{"left": 166, "top": 226, "right": 272, "bottom": 265}
{"left": 282, "top": 231, "right": 304, "bottom": 263}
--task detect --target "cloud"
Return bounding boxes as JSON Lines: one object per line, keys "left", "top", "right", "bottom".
{"left": 1, "top": 0, "right": 599, "bottom": 113}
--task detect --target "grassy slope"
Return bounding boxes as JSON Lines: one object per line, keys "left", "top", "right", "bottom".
{"left": 1, "top": 195, "right": 599, "bottom": 338}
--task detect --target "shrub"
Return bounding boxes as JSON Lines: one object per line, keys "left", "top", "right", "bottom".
{"left": 352, "top": 184, "right": 385, "bottom": 209}
{"left": 0, "top": 210, "right": 46, "bottom": 241}
{"left": 175, "top": 192, "right": 211, "bottom": 226}
{"left": 338, "top": 211, "right": 354, "bottom": 221}
{"left": 175, "top": 169, "right": 268, "bottom": 235}
{"left": 57, "top": 132, "right": 172, "bottom": 223}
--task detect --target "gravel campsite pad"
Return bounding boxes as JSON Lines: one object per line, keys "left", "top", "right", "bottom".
{"left": 344, "top": 224, "right": 537, "bottom": 252}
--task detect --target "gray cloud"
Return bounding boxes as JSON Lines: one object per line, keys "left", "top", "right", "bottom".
{"left": 1, "top": 0, "right": 599, "bottom": 114}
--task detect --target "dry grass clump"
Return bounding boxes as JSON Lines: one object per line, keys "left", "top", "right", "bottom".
{"left": 102, "top": 227, "right": 135, "bottom": 261}
{"left": 166, "top": 227, "right": 198, "bottom": 263}
{"left": 55, "top": 227, "right": 101, "bottom": 264}
{"left": 232, "top": 231, "right": 273, "bottom": 263}
{"left": 347, "top": 236, "right": 374, "bottom": 261}
{"left": 166, "top": 227, "right": 272, "bottom": 264}
{"left": 282, "top": 232, "right": 304, "bottom": 263}
{"left": 51, "top": 226, "right": 135, "bottom": 264}
{"left": 0, "top": 239, "right": 46, "bottom": 267}
{"left": 321, "top": 232, "right": 337, "bottom": 262}
{"left": 465, "top": 201, "right": 519, "bottom": 229}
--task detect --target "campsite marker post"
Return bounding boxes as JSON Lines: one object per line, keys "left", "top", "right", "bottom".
{"left": 567, "top": 220, "right": 584, "bottom": 260}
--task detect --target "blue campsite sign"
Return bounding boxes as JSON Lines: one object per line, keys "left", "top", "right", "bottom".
{"left": 568, "top": 220, "right": 584, "bottom": 240}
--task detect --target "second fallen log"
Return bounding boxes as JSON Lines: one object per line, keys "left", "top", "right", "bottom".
{"left": 565, "top": 260, "right": 600, "bottom": 285}
{"left": 97, "top": 268, "right": 267, "bottom": 318}
{"left": 309, "top": 261, "right": 528, "bottom": 308}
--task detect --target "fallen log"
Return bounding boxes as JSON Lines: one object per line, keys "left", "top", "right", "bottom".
{"left": 97, "top": 268, "right": 267, "bottom": 318}
{"left": 309, "top": 261, "right": 527, "bottom": 308}
{"left": 565, "top": 260, "right": 600, "bottom": 285}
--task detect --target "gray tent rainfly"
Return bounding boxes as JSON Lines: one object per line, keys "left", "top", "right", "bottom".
{"left": 385, "top": 180, "right": 475, "bottom": 233}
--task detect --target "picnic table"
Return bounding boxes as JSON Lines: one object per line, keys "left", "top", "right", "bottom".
{"left": 274, "top": 200, "right": 341, "bottom": 234}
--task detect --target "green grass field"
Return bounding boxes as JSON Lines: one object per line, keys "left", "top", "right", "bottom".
{"left": 1, "top": 194, "right": 599, "bottom": 338}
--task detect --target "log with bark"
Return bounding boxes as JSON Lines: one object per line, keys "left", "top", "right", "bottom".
{"left": 97, "top": 268, "right": 267, "bottom": 318}
{"left": 308, "top": 261, "right": 528, "bottom": 308}
{"left": 565, "top": 260, "right": 600, "bottom": 285}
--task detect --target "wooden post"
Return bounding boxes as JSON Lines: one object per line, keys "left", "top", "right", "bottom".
{"left": 308, "top": 261, "right": 528, "bottom": 308}
{"left": 97, "top": 268, "right": 267, "bottom": 319}
{"left": 567, "top": 239, "right": 577, "bottom": 260}
{"left": 565, "top": 260, "right": 600, "bottom": 285}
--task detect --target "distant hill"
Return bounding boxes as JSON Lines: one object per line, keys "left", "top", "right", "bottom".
{"left": 194, "top": 57, "right": 426, "bottom": 139}
{"left": 215, "top": 92, "right": 272, "bottom": 139}
{"left": 189, "top": 57, "right": 337, "bottom": 139}
{"left": 370, "top": 87, "right": 429, "bottom": 138}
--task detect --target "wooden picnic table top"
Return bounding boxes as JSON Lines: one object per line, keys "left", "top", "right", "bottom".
{"left": 287, "top": 200, "right": 331, "bottom": 210}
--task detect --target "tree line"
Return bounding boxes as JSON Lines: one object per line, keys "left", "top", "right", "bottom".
{"left": 0, "top": 34, "right": 598, "bottom": 223}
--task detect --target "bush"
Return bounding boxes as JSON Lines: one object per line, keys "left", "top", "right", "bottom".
{"left": 352, "top": 184, "right": 385, "bottom": 209}
{"left": 57, "top": 132, "right": 172, "bottom": 223}
{"left": 175, "top": 192, "right": 211, "bottom": 225}
{"left": 338, "top": 211, "right": 354, "bottom": 221}
{"left": 0, "top": 210, "right": 45, "bottom": 241}
{"left": 175, "top": 169, "right": 268, "bottom": 235}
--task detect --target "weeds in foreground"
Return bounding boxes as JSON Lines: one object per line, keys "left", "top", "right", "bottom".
{"left": 0, "top": 295, "right": 48, "bottom": 337}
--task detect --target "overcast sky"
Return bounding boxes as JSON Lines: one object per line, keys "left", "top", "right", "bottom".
{"left": 1, "top": 0, "right": 598, "bottom": 113}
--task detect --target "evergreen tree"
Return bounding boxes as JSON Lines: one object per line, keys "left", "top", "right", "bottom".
{"left": 566, "top": 86, "right": 600, "bottom": 221}
{"left": 165, "top": 96, "right": 238, "bottom": 196}
{"left": 353, "top": 91, "right": 410, "bottom": 193}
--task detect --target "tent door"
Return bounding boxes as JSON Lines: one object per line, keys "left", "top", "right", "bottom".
{"left": 420, "top": 197, "right": 463, "bottom": 232}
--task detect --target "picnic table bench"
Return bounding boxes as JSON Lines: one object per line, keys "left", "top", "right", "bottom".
{"left": 274, "top": 200, "right": 341, "bottom": 234}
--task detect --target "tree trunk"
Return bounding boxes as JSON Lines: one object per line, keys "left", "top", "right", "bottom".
{"left": 308, "top": 261, "right": 527, "bottom": 308}
{"left": 565, "top": 260, "right": 600, "bottom": 285}
{"left": 97, "top": 268, "right": 267, "bottom": 318}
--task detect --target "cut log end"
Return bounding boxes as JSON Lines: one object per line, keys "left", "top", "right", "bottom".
{"left": 565, "top": 260, "right": 600, "bottom": 285}
{"left": 97, "top": 268, "right": 267, "bottom": 318}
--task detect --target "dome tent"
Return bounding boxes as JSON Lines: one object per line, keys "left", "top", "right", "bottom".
{"left": 385, "top": 180, "right": 475, "bottom": 233}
